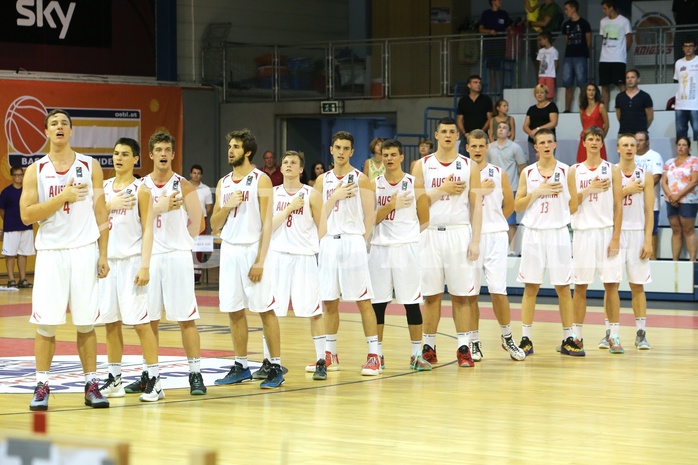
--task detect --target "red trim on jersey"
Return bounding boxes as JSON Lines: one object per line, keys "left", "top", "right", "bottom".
{"left": 423, "top": 155, "right": 433, "bottom": 163}
{"left": 56, "top": 169, "right": 70, "bottom": 175}
{"left": 39, "top": 162, "right": 49, "bottom": 173}
{"left": 559, "top": 166, "right": 566, "bottom": 175}
{"left": 154, "top": 183, "right": 166, "bottom": 188}
{"left": 80, "top": 159, "right": 90, "bottom": 170}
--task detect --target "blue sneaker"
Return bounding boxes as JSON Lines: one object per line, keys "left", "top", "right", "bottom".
{"left": 29, "top": 382, "right": 50, "bottom": 411}
{"left": 260, "top": 364, "right": 285, "bottom": 389}
{"left": 215, "top": 362, "right": 252, "bottom": 385}
{"left": 84, "top": 380, "right": 110, "bottom": 408}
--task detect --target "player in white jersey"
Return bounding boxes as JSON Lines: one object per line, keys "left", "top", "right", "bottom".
{"left": 411, "top": 117, "right": 482, "bottom": 368}
{"left": 515, "top": 129, "right": 582, "bottom": 357}
{"left": 136, "top": 132, "right": 207, "bottom": 396}
{"left": 570, "top": 126, "right": 624, "bottom": 354}
{"left": 315, "top": 131, "right": 381, "bottom": 376}
{"left": 368, "top": 139, "right": 432, "bottom": 371}
{"left": 97, "top": 138, "right": 162, "bottom": 402}
{"left": 599, "top": 134, "right": 653, "bottom": 349}
{"left": 211, "top": 128, "right": 284, "bottom": 389}
{"left": 20, "top": 109, "right": 110, "bottom": 411}
{"left": 465, "top": 130, "right": 526, "bottom": 362}
{"left": 268, "top": 150, "right": 327, "bottom": 380}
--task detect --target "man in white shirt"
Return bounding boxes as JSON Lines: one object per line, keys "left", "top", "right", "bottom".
{"left": 598, "top": 0, "right": 633, "bottom": 106}
{"left": 189, "top": 164, "right": 213, "bottom": 284}
{"left": 633, "top": 131, "right": 663, "bottom": 259}
{"left": 674, "top": 37, "right": 698, "bottom": 143}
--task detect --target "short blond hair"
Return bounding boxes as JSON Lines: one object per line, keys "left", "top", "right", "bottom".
{"left": 534, "top": 84, "right": 549, "bottom": 96}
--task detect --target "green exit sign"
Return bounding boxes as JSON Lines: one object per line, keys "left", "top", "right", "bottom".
{"left": 320, "top": 100, "right": 343, "bottom": 114}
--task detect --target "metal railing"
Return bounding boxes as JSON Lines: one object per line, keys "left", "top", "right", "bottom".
{"left": 202, "top": 25, "right": 698, "bottom": 103}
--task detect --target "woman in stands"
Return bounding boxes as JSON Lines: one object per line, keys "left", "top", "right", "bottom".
{"left": 662, "top": 137, "right": 698, "bottom": 261}
{"left": 576, "top": 83, "right": 609, "bottom": 162}
{"left": 363, "top": 137, "right": 385, "bottom": 180}
{"left": 522, "top": 84, "right": 558, "bottom": 164}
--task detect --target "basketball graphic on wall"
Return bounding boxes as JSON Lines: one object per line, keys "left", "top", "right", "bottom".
{"left": 4, "top": 96, "right": 48, "bottom": 155}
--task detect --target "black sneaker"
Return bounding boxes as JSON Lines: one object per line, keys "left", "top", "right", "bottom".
{"left": 260, "top": 364, "right": 285, "bottom": 389}
{"left": 312, "top": 358, "right": 327, "bottom": 380}
{"left": 124, "top": 371, "right": 148, "bottom": 393}
{"left": 189, "top": 372, "right": 207, "bottom": 395}
{"left": 519, "top": 337, "right": 534, "bottom": 356}
{"left": 252, "top": 358, "right": 272, "bottom": 380}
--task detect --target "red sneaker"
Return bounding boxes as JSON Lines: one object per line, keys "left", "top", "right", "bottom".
{"left": 457, "top": 345, "right": 474, "bottom": 367}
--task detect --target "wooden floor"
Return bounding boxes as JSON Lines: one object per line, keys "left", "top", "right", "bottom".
{"left": 0, "top": 284, "right": 697, "bottom": 465}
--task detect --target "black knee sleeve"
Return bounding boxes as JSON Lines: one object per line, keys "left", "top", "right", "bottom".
{"left": 372, "top": 302, "right": 388, "bottom": 325}
{"left": 405, "top": 303, "right": 423, "bottom": 325}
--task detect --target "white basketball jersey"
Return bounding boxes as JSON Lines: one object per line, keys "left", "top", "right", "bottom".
{"left": 572, "top": 160, "right": 614, "bottom": 230}
{"left": 421, "top": 154, "right": 472, "bottom": 226}
{"left": 520, "top": 161, "right": 572, "bottom": 229}
{"left": 371, "top": 173, "right": 420, "bottom": 246}
{"left": 142, "top": 173, "right": 194, "bottom": 253}
{"left": 619, "top": 166, "right": 646, "bottom": 231}
{"left": 271, "top": 184, "right": 319, "bottom": 255}
{"left": 323, "top": 169, "right": 365, "bottom": 235}
{"left": 219, "top": 169, "right": 264, "bottom": 245}
{"left": 35, "top": 152, "right": 99, "bottom": 250}
{"left": 104, "top": 177, "right": 142, "bottom": 259}
{"left": 480, "top": 163, "right": 509, "bottom": 234}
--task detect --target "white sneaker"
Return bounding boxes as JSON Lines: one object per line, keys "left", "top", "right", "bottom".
{"left": 139, "top": 376, "right": 165, "bottom": 402}
{"left": 99, "top": 374, "right": 125, "bottom": 398}
{"left": 469, "top": 341, "right": 483, "bottom": 362}
{"left": 501, "top": 336, "right": 526, "bottom": 361}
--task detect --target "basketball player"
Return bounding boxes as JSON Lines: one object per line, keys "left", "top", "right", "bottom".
{"left": 368, "top": 139, "right": 432, "bottom": 371}
{"left": 599, "top": 134, "right": 652, "bottom": 349}
{"left": 130, "top": 132, "right": 207, "bottom": 395}
{"left": 211, "top": 128, "right": 284, "bottom": 389}
{"left": 465, "top": 130, "right": 526, "bottom": 362}
{"left": 570, "top": 126, "right": 624, "bottom": 354}
{"left": 98, "top": 138, "right": 162, "bottom": 402}
{"left": 265, "top": 151, "right": 327, "bottom": 380}
{"left": 411, "top": 117, "right": 482, "bottom": 368}
{"left": 515, "top": 129, "right": 582, "bottom": 356}
{"left": 21, "top": 109, "right": 110, "bottom": 410}
{"left": 314, "top": 131, "right": 380, "bottom": 376}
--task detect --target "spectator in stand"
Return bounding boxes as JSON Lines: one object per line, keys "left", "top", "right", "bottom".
{"left": 537, "top": 31, "right": 559, "bottom": 96}
{"left": 674, "top": 37, "right": 698, "bottom": 143}
{"left": 479, "top": 0, "right": 514, "bottom": 95}
{"left": 308, "top": 162, "right": 325, "bottom": 187}
{"left": 262, "top": 150, "right": 283, "bottom": 186}
{"left": 672, "top": 1, "right": 698, "bottom": 61}
{"left": 523, "top": 84, "right": 559, "bottom": 163}
{"left": 634, "top": 131, "right": 664, "bottom": 260}
{"left": 561, "top": 0, "right": 592, "bottom": 113}
{"left": 410, "top": 139, "right": 434, "bottom": 173}
{"left": 615, "top": 69, "right": 653, "bottom": 136}
{"left": 457, "top": 75, "right": 494, "bottom": 153}
{"left": 661, "top": 137, "right": 698, "bottom": 261}
{"left": 528, "top": 0, "right": 563, "bottom": 37}
{"left": 488, "top": 99, "right": 516, "bottom": 142}
{"left": 0, "top": 166, "right": 35, "bottom": 288}
{"left": 363, "top": 138, "right": 385, "bottom": 180}
{"left": 525, "top": 0, "right": 543, "bottom": 66}
{"left": 599, "top": 0, "right": 633, "bottom": 107}
{"left": 577, "top": 83, "right": 609, "bottom": 162}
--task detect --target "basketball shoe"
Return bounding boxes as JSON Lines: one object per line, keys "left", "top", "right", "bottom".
{"left": 501, "top": 335, "right": 526, "bottom": 361}
{"left": 470, "top": 340, "right": 483, "bottom": 362}
{"left": 124, "top": 371, "right": 148, "bottom": 393}
{"left": 312, "top": 358, "right": 327, "bottom": 380}
{"left": 189, "top": 372, "right": 207, "bottom": 395}
{"left": 252, "top": 359, "right": 272, "bottom": 380}
{"left": 598, "top": 329, "right": 610, "bottom": 349}
{"left": 560, "top": 337, "right": 586, "bottom": 357}
{"left": 518, "top": 337, "right": 534, "bottom": 356}
{"left": 635, "top": 330, "right": 651, "bottom": 350}
{"left": 409, "top": 354, "right": 432, "bottom": 371}
{"left": 457, "top": 345, "right": 474, "bottom": 367}
{"left": 422, "top": 344, "right": 438, "bottom": 363}
{"left": 29, "top": 382, "right": 50, "bottom": 411}
{"left": 84, "top": 380, "right": 110, "bottom": 408}
{"left": 140, "top": 376, "right": 165, "bottom": 402}
{"left": 260, "top": 364, "right": 285, "bottom": 389}
{"left": 99, "top": 373, "right": 125, "bottom": 398}
{"left": 609, "top": 334, "right": 625, "bottom": 354}
{"left": 306, "top": 351, "right": 339, "bottom": 372}
{"left": 361, "top": 354, "right": 381, "bottom": 376}
{"left": 215, "top": 362, "right": 253, "bottom": 385}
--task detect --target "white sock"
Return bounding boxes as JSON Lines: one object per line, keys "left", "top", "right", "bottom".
{"left": 147, "top": 364, "right": 159, "bottom": 378}
{"left": 605, "top": 319, "right": 610, "bottom": 331}
{"left": 262, "top": 336, "right": 270, "bottom": 360}
{"left": 235, "top": 356, "right": 249, "bottom": 369}
{"left": 610, "top": 322, "right": 620, "bottom": 336}
{"left": 326, "top": 334, "right": 338, "bottom": 355}
{"left": 423, "top": 334, "right": 436, "bottom": 349}
{"left": 563, "top": 327, "right": 574, "bottom": 340}
{"left": 377, "top": 341, "right": 383, "bottom": 357}
{"left": 84, "top": 372, "right": 97, "bottom": 383}
{"left": 313, "top": 335, "right": 326, "bottom": 360}
{"left": 411, "top": 340, "right": 421, "bottom": 357}
{"left": 366, "top": 336, "right": 379, "bottom": 355}
{"left": 573, "top": 324, "right": 583, "bottom": 340}
{"left": 36, "top": 371, "right": 49, "bottom": 384}
{"left": 457, "top": 332, "right": 469, "bottom": 348}
{"left": 471, "top": 330, "right": 479, "bottom": 342}
{"left": 500, "top": 324, "right": 512, "bottom": 338}
{"left": 108, "top": 363, "right": 121, "bottom": 378}
{"left": 269, "top": 357, "right": 281, "bottom": 367}
{"left": 187, "top": 357, "right": 201, "bottom": 373}
{"left": 635, "top": 317, "right": 646, "bottom": 331}
{"left": 522, "top": 324, "right": 532, "bottom": 339}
